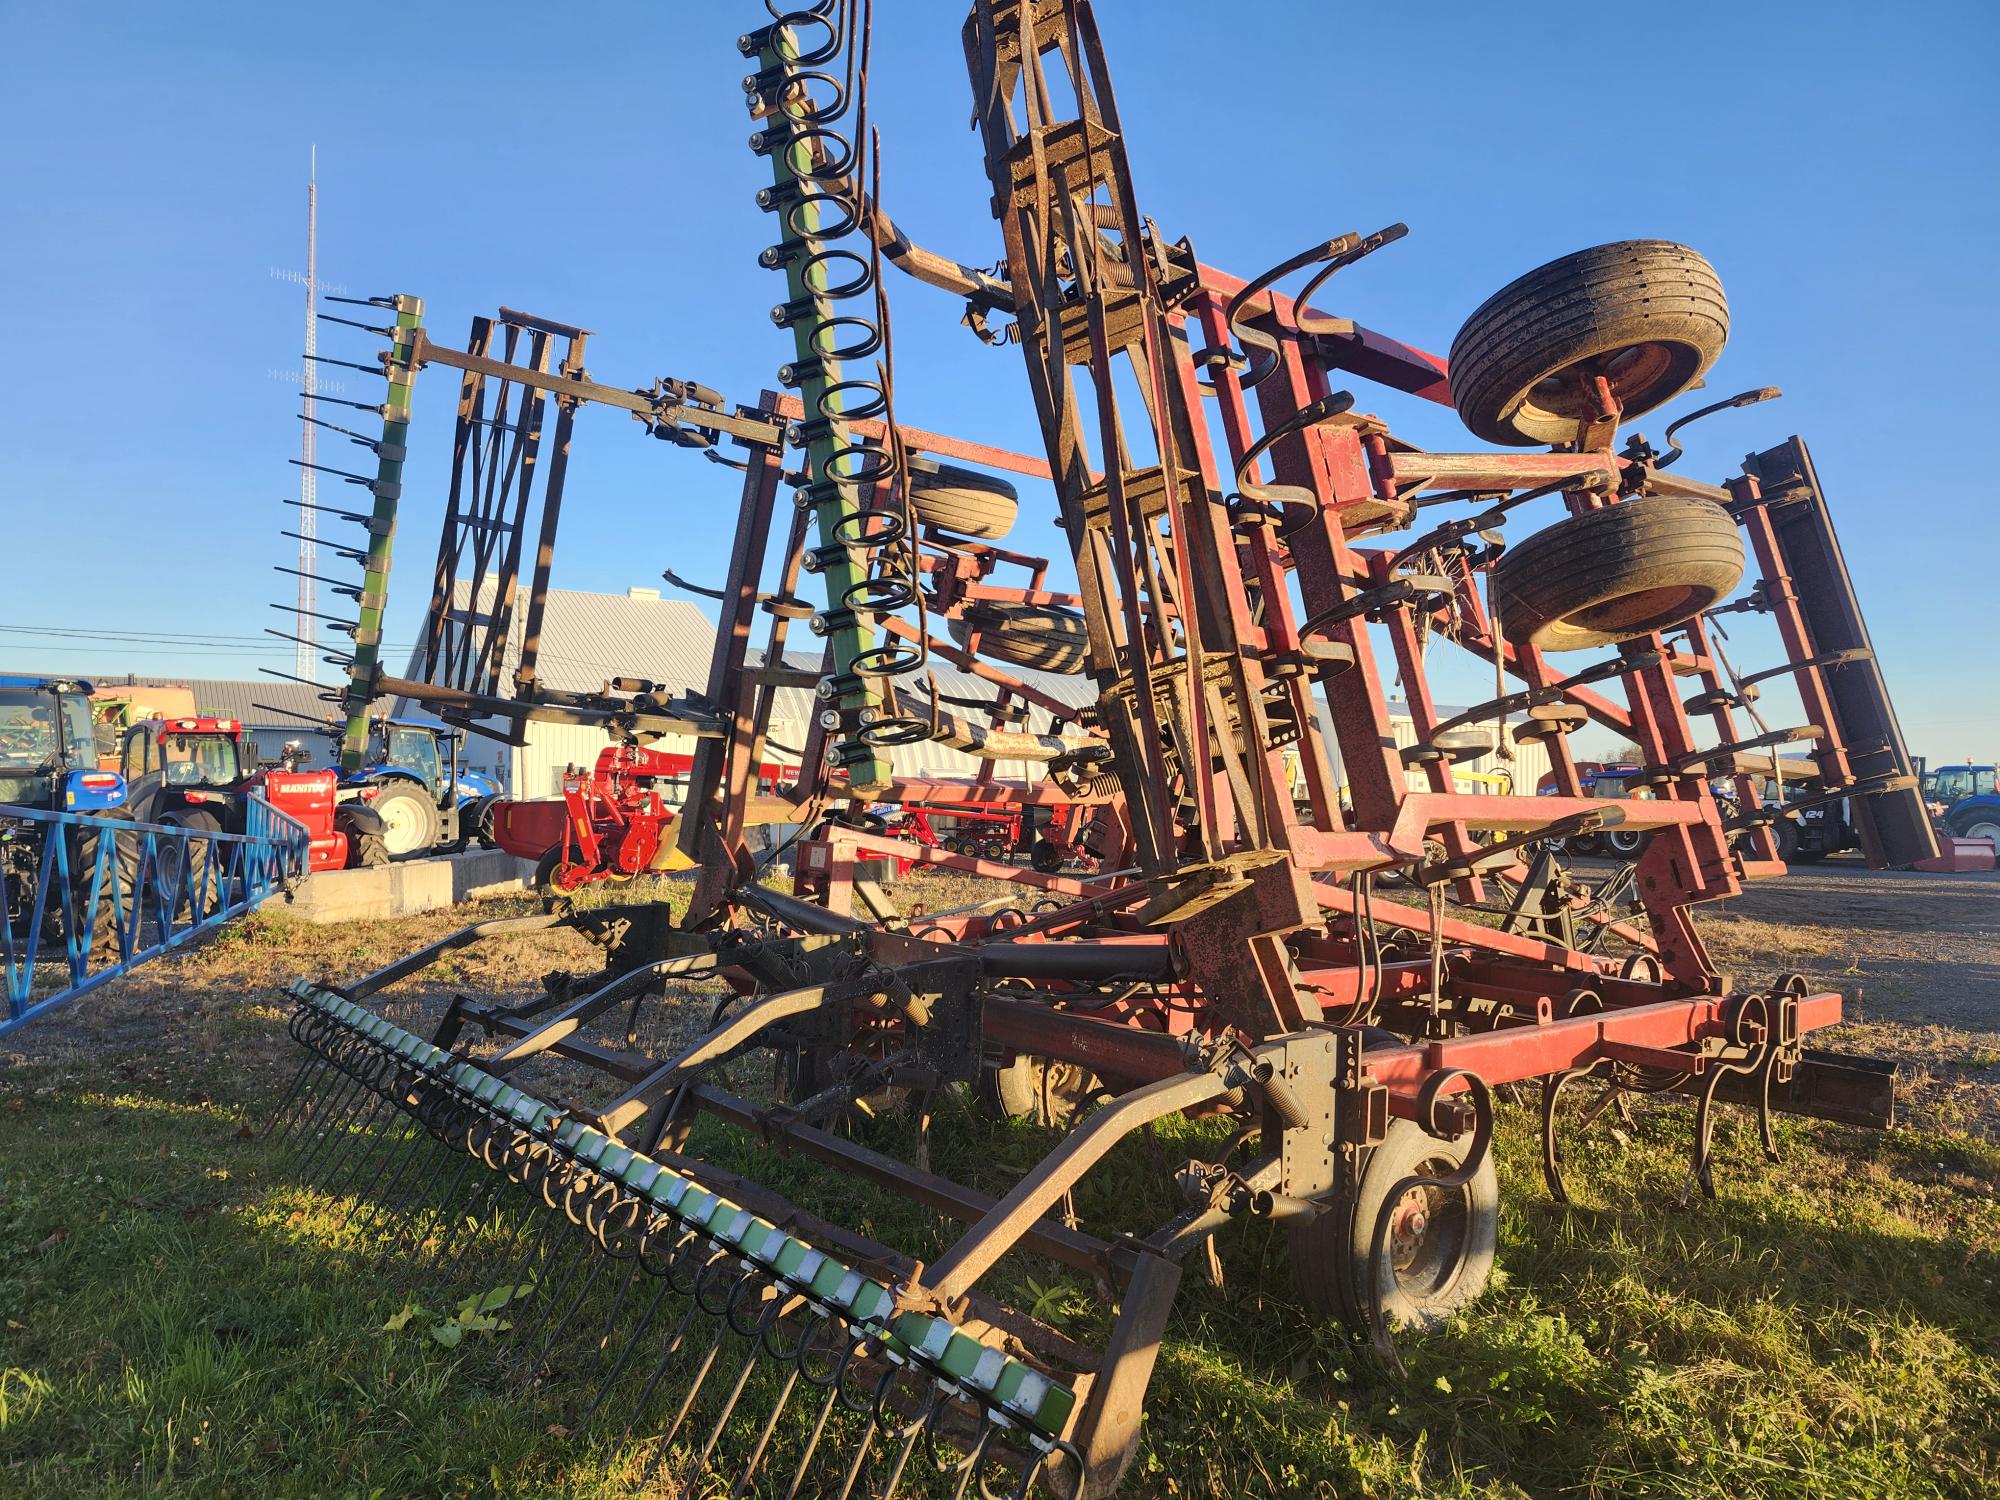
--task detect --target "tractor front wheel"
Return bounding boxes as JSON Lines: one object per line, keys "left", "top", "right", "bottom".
{"left": 68, "top": 810, "right": 143, "bottom": 960}
{"left": 370, "top": 783, "right": 440, "bottom": 859}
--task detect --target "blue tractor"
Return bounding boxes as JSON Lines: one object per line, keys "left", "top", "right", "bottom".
{"left": 0, "top": 676, "right": 130, "bottom": 942}
{"left": 339, "top": 717, "right": 500, "bottom": 859}
{"left": 1924, "top": 763, "right": 2000, "bottom": 850}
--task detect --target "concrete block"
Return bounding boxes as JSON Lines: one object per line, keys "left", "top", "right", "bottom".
{"left": 283, "top": 847, "right": 537, "bottom": 924}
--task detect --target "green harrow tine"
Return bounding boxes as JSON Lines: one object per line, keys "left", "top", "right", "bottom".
{"left": 271, "top": 986, "right": 1087, "bottom": 1499}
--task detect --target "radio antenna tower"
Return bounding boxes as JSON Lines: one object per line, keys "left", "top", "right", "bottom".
{"left": 295, "top": 147, "right": 319, "bottom": 681}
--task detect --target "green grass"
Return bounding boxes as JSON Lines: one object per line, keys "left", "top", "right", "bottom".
{"left": 1, "top": 911, "right": 1997, "bottom": 1497}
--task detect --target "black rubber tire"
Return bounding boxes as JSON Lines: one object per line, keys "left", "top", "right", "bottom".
{"left": 977, "top": 1053, "right": 1104, "bottom": 1127}
{"left": 370, "top": 782, "right": 440, "bottom": 858}
{"left": 68, "top": 810, "right": 142, "bottom": 960}
{"left": 1791, "top": 848, "right": 1828, "bottom": 864}
{"left": 1947, "top": 808, "right": 2000, "bottom": 847}
{"left": 1449, "top": 240, "right": 1729, "bottom": 446}
{"left": 947, "top": 602, "right": 1089, "bottom": 675}
{"left": 1773, "top": 819, "right": 1800, "bottom": 863}
{"left": 1490, "top": 496, "right": 1745, "bottom": 652}
{"left": 155, "top": 810, "right": 222, "bottom": 919}
{"left": 1030, "top": 840, "right": 1064, "bottom": 874}
{"left": 349, "top": 833, "right": 390, "bottom": 870}
{"left": 908, "top": 455, "right": 1019, "bottom": 540}
{"left": 1289, "top": 1118, "right": 1499, "bottom": 1334}
{"left": 1602, "top": 828, "right": 1646, "bottom": 858}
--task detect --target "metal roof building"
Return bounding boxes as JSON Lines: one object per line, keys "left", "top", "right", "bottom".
{"left": 405, "top": 584, "right": 1097, "bottom": 800}
{"left": 97, "top": 676, "right": 389, "bottom": 768}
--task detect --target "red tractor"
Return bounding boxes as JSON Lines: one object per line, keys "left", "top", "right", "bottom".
{"left": 116, "top": 718, "right": 387, "bottom": 891}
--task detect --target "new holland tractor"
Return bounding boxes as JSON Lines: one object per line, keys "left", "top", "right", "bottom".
{"left": 337, "top": 717, "right": 498, "bottom": 859}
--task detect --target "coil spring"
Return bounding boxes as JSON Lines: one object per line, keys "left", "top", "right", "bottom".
{"left": 748, "top": 0, "right": 929, "bottom": 749}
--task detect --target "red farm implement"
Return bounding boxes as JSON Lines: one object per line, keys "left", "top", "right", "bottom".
{"left": 488, "top": 743, "right": 722, "bottom": 894}
{"left": 265, "top": 4, "right": 1935, "bottom": 1495}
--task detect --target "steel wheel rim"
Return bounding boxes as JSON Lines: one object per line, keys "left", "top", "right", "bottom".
{"left": 377, "top": 796, "right": 424, "bottom": 855}
{"left": 1385, "top": 1157, "right": 1474, "bottom": 1305}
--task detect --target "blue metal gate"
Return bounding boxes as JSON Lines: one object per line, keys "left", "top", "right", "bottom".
{"left": 0, "top": 795, "right": 310, "bottom": 1039}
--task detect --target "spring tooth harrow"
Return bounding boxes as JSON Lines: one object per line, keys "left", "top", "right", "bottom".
{"left": 277, "top": 983, "right": 1080, "bottom": 1497}
{"left": 270, "top": 0, "right": 1938, "bottom": 1494}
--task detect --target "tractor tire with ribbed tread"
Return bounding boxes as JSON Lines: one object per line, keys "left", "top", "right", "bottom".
{"left": 947, "top": 602, "right": 1088, "bottom": 675}
{"left": 1449, "top": 240, "right": 1728, "bottom": 447}
{"left": 1490, "top": 496, "right": 1745, "bottom": 652}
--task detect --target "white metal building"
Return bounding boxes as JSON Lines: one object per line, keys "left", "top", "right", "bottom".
{"left": 403, "top": 585, "right": 1098, "bottom": 801}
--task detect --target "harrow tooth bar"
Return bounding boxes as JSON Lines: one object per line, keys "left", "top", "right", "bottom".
{"left": 275, "top": 981, "right": 1084, "bottom": 1494}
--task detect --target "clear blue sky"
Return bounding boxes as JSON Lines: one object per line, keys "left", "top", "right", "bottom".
{"left": 1, "top": 2, "right": 1993, "bottom": 759}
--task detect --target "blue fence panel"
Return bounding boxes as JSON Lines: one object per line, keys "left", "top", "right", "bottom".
{"left": 0, "top": 795, "right": 310, "bottom": 1039}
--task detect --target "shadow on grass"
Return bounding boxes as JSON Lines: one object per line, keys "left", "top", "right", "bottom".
{"left": 3, "top": 1063, "right": 1997, "bottom": 1500}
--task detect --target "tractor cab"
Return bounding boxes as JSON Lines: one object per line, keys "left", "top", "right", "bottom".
{"left": 0, "top": 677, "right": 126, "bottom": 813}
{"left": 340, "top": 717, "right": 499, "bottom": 859}
{"left": 118, "top": 716, "right": 380, "bottom": 874}
{"left": 1925, "top": 764, "right": 1996, "bottom": 812}
{"left": 118, "top": 717, "right": 246, "bottom": 826}
{"left": 1924, "top": 764, "right": 2000, "bottom": 850}
{"left": 1, "top": 676, "right": 127, "bottom": 941}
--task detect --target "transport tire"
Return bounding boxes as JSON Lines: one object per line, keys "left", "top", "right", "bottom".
{"left": 1449, "top": 240, "right": 1728, "bottom": 446}
{"left": 947, "top": 602, "right": 1090, "bottom": 675}
{"left": 908, "top": 456, "right": 1020, "bottom": 540}
{"left": 1602, "top": 828, "right": 1646, "bottom": 857}
{"left": 370, "top": 782, "right": 440, "bottom": 858}
{"left": 1030, "top": 840, "right": 1064, "bottom": 874}
{"left": 1289, "top": 1117, "right": 1499, "bottom": 1335}
{"left": 1490, "top": 496, "right": 1745, "bottom": 652}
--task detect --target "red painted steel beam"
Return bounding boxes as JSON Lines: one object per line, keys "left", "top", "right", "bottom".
{"left": 770, "top": 393, "right": 1055, "bottom": 484}
{"left": 1311, "top": 877, "right": 1623, "bottom": 974}
{"left": 1364, "top": 990, "right": 1843, "bottom": 1108}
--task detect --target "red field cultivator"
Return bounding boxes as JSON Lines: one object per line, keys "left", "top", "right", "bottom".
{"left": 269, "top": 2, "right": 1934, "bottom": 1494}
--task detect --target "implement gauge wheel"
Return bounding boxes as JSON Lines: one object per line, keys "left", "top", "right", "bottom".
{"left": 978, "top": 1053, "right": 1104, "bottom": 1127}
{"left": 1289, "top": 1118, "right": 1498, "bottom": 1335}
{"left": 1490, "top": 496, "right": 1746, "bottom": 652}
{"left": 947, "top": 601, "right": 1089, "bottom": 675}
{"left": 1449, "top": 240, "right": 1729, "bottom": 446}
{"left": 908, "top": 455, "right": 1020, "bottom": 540}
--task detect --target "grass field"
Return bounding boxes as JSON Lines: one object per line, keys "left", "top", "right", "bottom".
{"left": 1, "top": 869, "right": 1996, "bottom": 1498}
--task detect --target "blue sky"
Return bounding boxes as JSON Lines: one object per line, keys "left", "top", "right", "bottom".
{"left": 1, "top": 2, "right": 1994, "bottom": 760}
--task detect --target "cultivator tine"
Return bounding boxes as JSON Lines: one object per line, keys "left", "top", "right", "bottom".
{"left": 273, "top": 983, "right": 1087, "bottom": 1499}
